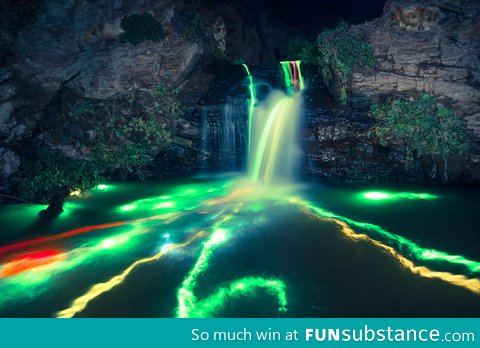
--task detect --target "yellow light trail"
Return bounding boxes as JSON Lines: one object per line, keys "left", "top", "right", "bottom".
{"left": 55, "top": 231, "right": 206, "bottom": 318}
{"left": 304, "top": 210, "right": 480, "bottom": 295}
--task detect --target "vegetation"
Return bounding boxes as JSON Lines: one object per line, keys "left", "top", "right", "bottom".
{"left": 15, "top": 152, "right": 101, "bottom": 204}
{"left": 181, "top": 12, "right": 205, "bottom": 41}
{"left": 120, "top": 13, "right": 164, "bottom": 45}
{"left": 7, "top": 0, "right": 42, "bottom": 27}
{"left": 286, "top": 39, "right": 319, "bottom": 65}
{"left": 288, "top": 22, "right": 375, "bottom": 105}
{"left": 317, "top": 21, "right": 375, "bottom": 104}
{"left": 13, "top": 83, "right": 183, "bottom": 204}
{"left": 233, "top": 58, "right": 246, "bottom": 65}
{"left": 371, "top": 94, "right": 469, "bottom": 182}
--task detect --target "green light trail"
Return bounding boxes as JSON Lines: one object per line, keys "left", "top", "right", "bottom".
{"left": 175, "top": 209, "right": 288, "bottom": 318}
{"left": 187, "top": 276, "right": 287, "bottom": 317}
{"left": 280, "top": 60, "right": 304, "bottom": 95}
{"left": 0, "top": 224, "right": 146, "bottom": 310}
{"left": 242, "top": 64, "right": 256, "bottom": 159}
{"left": 297, "top": 199, "right": 480, "bottom": 275}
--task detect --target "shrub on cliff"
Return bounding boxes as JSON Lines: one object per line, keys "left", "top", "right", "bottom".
{"left": 13, "top": 84, "right": 183, "bottom": 204}
{"left": 288, "top": 22, "right": 375, "bottom": 105}
{"left": 120, "top": 13, "right": 164, "bottom": 45}
{"left": 286, "top": 39, "right": 319, "bottom": 65}
{"left": 317, "top": 21, "right": 375, "bottom": 105}
{"left": 371, "top": 94, "right": 469, "bottom": 183}
{"left": 14, "top": 151, "right": 101, "bottom": 204}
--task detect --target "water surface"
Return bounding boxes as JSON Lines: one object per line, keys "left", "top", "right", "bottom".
{"left": 0, "top": 175, "right": 478, "bottom": 317}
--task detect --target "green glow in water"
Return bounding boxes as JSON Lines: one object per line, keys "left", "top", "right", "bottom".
{"left": 59, "top": 202, "right": 84, "bottom": 219}
{"left": 176, "top": 225, "right": 229, "bottom": 318}
{"left": 119, "top": 203, "right": 138, "bottom": 212}
{"left": 361, "top": 191, "right": 438, "bottom": 202}
{"left": 176, "top": 207, "right": 288, "bottom": 318}
{"left": 362, "top": 191, "right": 391, "bottom": 200}
{"left": 1, "top": 177, "right": 478, "bottom": 316}
{"left": 115, "top": 180, "right": 232, "bottom": 215}
{"left": 0, "top": 224, "right": 144, "bottom": 309}
{"left": 303, "top": 200, "right": 480, "bottom": 275}
{"left": 188, "top": 276, "right": 287, "bottom": 317}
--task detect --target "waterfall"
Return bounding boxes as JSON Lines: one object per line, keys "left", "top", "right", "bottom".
{"left": 247, "top": 60, "right": 305, "bottom": 183}
{"left": 198, "top": 61, "right": 304, "bottom": 178}
{"left": 199, "top": 106, "right": 209, "bottom": 171}
{"left": 220, "top": 97, "right": 239, "bottom": 170}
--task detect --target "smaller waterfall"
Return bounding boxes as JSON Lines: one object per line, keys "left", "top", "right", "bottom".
{"left": 217, "top": 97, "right": 248, "bottom": 171}
{"left": 199, "top": 107, "right": 209, "bottom": 171}
{"left": 220, "top": 98, "right": 238, "bottom": 169}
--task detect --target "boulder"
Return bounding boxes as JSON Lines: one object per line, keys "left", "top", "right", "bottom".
{"left": 0, "top": 147, "right": 20, "bottom": 179}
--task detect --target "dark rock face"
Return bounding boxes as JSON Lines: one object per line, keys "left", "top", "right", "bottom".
{"left": 301, "top": 73, "right": 402, "bottom": 183}
{"left": 302, "top": 106, "right": 398, "bottom": 183}
{"left": 302, "top": 65, "right": 480, "bottom": 184}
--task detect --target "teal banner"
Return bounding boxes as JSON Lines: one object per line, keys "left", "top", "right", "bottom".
{"left": 2, "top": 318, "right": 478, "bottom": 347}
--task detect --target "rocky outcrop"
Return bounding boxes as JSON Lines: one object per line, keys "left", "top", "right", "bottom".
{"left": 0, "top": 147, "right": 20, "bottom": 179}
{"left": 0, "top": 0, "right": 221, "bottom": 182}
{"left": 209, "top": 2, "right": 296, "bottom": 65}
{"left": 351, "top": 0, "right": 480, "bottom": 136}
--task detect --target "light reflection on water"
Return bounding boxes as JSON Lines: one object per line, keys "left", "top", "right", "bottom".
{"left": 0, "top": 175, "right": 478, "bottom": 317}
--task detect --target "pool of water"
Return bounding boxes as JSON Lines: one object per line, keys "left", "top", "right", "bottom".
{"left": 0, "top": 175, "right": 478, "bottom": 317}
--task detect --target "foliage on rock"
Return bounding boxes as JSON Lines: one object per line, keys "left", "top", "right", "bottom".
{"left": 120, "top": 13, "right": 164, "bottom": 45}
{"left": 289, "top": 22, "right": 375, "bottom": 105}
{"left": 317, "top": 21, "right": 376, "bottom": 104}
{"left": 15, "top": 151, "right": 101, "bottom": 204}
{"left": 181, "top": 12, "right": 205, "bottom": 41}
{"left": 371, "top": 94, "right": 469, "bottom": 182}
{"left": 13, "top": 84, "right": 184, "bottom": 203}
{"left": 286, "top": 39, "right": 319, "bottom": 65}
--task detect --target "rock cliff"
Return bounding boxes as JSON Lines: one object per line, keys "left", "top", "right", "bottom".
{"left": 0, "top": 0, "right": 225, "bottom": 187}
{"left": 352, "top": 0, "right": 480, "bottom": 137}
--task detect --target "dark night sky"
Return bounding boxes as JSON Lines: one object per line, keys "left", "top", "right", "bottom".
{"left": 263, "top": 0, "right": 387, "bottom": 32}
{"left": 205, "top": 0, "right": 387, "bottom": 34}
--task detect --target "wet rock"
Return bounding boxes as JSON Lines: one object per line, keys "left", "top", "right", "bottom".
{"left": 0, "top": 102, "right": 15, "bottom": 135}
{"left": 0, "top": 147, "right": 20, "bottom": 178}
{"left": 212, "top": 17, "right": 226, "bottom": 53}
{"left": 72, "top": 33, "right": 203, "bottom": 99}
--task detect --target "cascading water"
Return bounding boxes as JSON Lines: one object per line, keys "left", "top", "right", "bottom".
{"left": 199, "top": 106, "right": 209, "bottom": 171}
{"left": 247, "top": 60, "right": 305, "bottom": 183}
{"left": 219, "top": 96, "right": 247, "bottom": 171}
